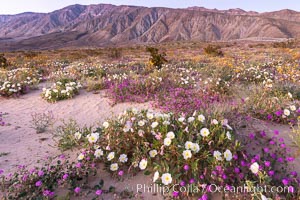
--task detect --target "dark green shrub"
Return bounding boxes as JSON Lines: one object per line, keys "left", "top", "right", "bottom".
{"left": 108, "top": 48, "right": 122, "bottom": 59}
{"left": 0, "top": 54, "right": 8, "bottom": 68}
{"left": 23, "top": 51, "right": 40, "bottom": 59}
{"left": 204, "top": 45, "right": 224, "bottom": 57}
{"left": 146, "top": 47, "right": 167, "bottom": 70}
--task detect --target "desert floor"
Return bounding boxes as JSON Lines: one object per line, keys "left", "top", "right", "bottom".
{"left": 1, "top": 84, "right": 299, "bottom": 199}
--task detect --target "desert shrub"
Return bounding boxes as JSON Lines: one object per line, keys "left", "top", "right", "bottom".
{"left": 204, "top": 45, "right": 224, "bottom": 57}
{"left": 41, "top": 79, "right": 82, "bottom": 103}
{"left": 146, "top": 47, "right": 167, "bottom": 70}
{"left": 85, "top": 77, "right": 109, "bottom": 92}
{"left": 85, "top": 109, "right": 240, "bottom": 197}
{"left": 235, "top": 64, "right": 274, "bottom": 84}
{"left": 80, "top": 66, "right": 106, "bottom": 78}
{"left": 23, "top": 51, "right": 40, "bottom": 59}
{"left": 241, "top": 86, "right": 300, "bottom": 124}
{"left": 273, "top": 82, "right": 300, "bottom": 100}
{"left": 30, "top": 111, "right": 55, "bottom": 133}
{"left": 206, "top": 76, "right": 233, "bottom": 96}
{"left": 272, "top": 40, "right": 296, "bottom": 49}
{"left": 0, "top": 68, "right": 43, "bottom": 97}
{"left": 0, "top": 54, "right": 8, "bottom": 68}
{"left": 108, "top": 48, "right": 122, "bottom": 59}
{"left": 248, "top": 43, "right": 266, "bottom": 48}
{"left": 0, "top": 81, "right": 28, "bottom": 97}
{"left": 53, "top": 119, "right": 92, "bottom": 151}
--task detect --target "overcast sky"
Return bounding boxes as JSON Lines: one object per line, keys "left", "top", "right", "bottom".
{"left": 1, "top": 0, "right": 299, "bottom": 15}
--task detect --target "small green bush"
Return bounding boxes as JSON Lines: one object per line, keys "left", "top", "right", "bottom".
{"left": 204, "top": 45, "right": 224, "bottom": 57}
{"left": 0, "top": 54, "right": 8, "bottom": 68}
{"left": 53, "top": 119, "right": 92, "bottom": 151}
{"left": 146, "top": 47, "right": 167, "bottom": 70}
{"left": 108, "top": 48, "right": 122, "bottom": 59}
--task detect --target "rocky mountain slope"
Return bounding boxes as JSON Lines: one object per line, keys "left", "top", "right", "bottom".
{"left": 0, "top": 4, "right": 299, "bottom": 50}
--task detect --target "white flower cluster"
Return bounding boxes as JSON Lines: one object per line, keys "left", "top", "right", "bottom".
{"left": 282, "top": 105, "right": 299, "bottom": 119}
{"left": 182, "top": 141, "right": 200, "bottom": 160}
{"left": 152, "top": 171, "right": 173, "bottom": 186}
{"left": 213, "top": 149, "right": 233, "bottom": 161}
{"left": 0, "top": 81, "right": 22, "bottom": 95}
{"left": 42, "top": 80, "right": 82, "bottom": 102}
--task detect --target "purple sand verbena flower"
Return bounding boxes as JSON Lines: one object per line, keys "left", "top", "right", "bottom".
{"left": 35, "top": 180, "right": 42, "bottom": 187}
{"left": 184, "top": 164, "right": 190, "bottom": 171}
{"left": 74, "top": 187, "right": 81, "bottom": 194}
{"left": 95, "top": 189, "right": 103, "bottom": 195}
{"left": 173, "top": 191, "right": 179, "bottom": 197}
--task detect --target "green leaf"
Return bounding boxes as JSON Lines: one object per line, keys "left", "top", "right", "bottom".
{"left": 144, "top": 170, "right": 151, "bottom": 175}
{"left": 109, "top": 186, "right": 116, "bottom": 193}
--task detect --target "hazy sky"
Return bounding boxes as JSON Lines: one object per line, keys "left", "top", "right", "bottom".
{"left": 1, "top": 0, "right": 299, "bottom": 14}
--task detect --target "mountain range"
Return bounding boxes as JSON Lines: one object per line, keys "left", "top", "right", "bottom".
{"left": 0, "top": 4, "right": 300, "bottom": 51}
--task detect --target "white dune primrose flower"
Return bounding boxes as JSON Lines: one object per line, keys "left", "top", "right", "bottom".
{"left": 132, "top": 108, "right": 138, "bottom": 114}
{"left": 290, "top": 105, "right": 296, "bottom": 111}
{"left": 166, "top": 131, "right": 175, "bottom": 139}
{"left": 88, "top": 132, "right": 99, "bottom": 143}
{"left": 107, "top": 152, "right": 115, "bottom": 161}
{"left": 163, "top": 120, "right": 170, "bottom": 125}
{"left": 178, "top": 117, "right": 185, "bottom": 122}
{"left": 188, "top": 117, "right": 195, "bottom": 123}
{"left": 191, "top": 143, "right": 200, "bottom": 153}
{"left": 185, "top": 141, "right": 193, "bottom": 150}
{"left": 212, "top": 119, "right": 219, "bottom": 125}
{"left": 149, "top": 150, "right": 158, "bottom": 158}
{"left": 94, "top": 149, "right": 104, "bottom": 158}
{"left": 224, "top": 149, "right": 233, "bottom": 161}
{"left": 182, "top": 150, "right": 192, "bottom": 160}
{"left": 283, "top": 109, "right": 290, "bottom": 116}
{"left": 138, "top": 120, "right": 145, "bottom": 126}
{"left": 250, "top": 162, "right": 259, "bottom": 174}
{"left": 151, "top": 121, "right": 159, "bottom": 129}
{"left": 147, "top": 112, "right": 154, "bottom": 119}
{"left": 139, "top": 159, "right": 148, "bottom": 170}
{"left": 119, "top": 154, "right": 128, "bottom": 163}
{"left": 200, "top": 128, "right": 210, "bottom": 137}
{"left": 103, "top": 121, "right": 109, "bottom": 129}
{"left": 261, "top": 194, "right": 268, "bottom": 200}
{"left": 164, "top": 138, "right": 172, "bottom": 146}
{"left": 213, "top": 151, "right": 223, "bottom": 161}
{"left": 138, "top": 129, "right": 145, "bottom": 137}
{"left": 161, "top": 173, "right": 172, "bottom": 185}
{"left": 226, "top": 131, "right": 232, "bottom": 140}
{"left": 74, "top": 132, "right": 82, "bottom": 140}
{"left": 153, "top": 171, "right": 159, "bottom": 182}
{"left": 77, "top": 153, "right": 84, "bottom": 161}
{"left": 110, "top": 163, "right": 118, "bottom": 171}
